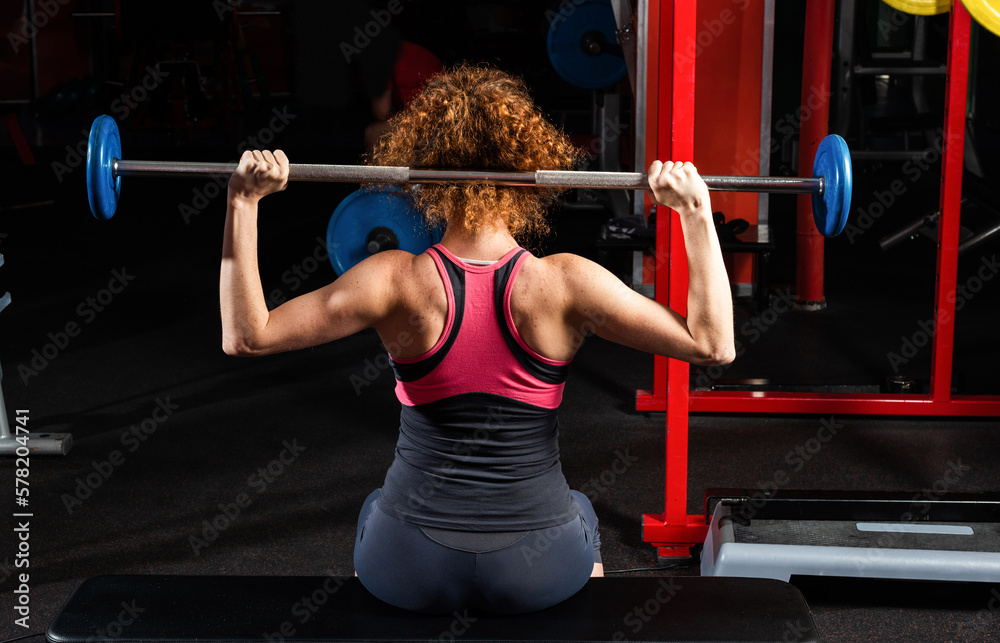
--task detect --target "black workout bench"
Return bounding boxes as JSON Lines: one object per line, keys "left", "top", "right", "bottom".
{"left": 46, "top": 575, "right": 819, "bottom": 643}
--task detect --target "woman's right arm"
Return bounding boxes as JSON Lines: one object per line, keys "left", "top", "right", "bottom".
{"left": 562, "top": 161, "right": 735, "bottom": 365}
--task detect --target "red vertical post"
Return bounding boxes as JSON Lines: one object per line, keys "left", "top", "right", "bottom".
{"left": 663, "top": 0, "right": 697, "bottom": 534}
{"left": 640, "top": 0, "right": 704, "bottom": 558}
{"left": 795, "top": 0, "right": 835, "bottom": 306}
{"left": 930, "top": 4, "right": 971, "bottom": 402}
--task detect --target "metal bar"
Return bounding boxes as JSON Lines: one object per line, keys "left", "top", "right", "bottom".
{"left": 610, "top": 0, "right": 637, "bottom": 94}
{"left": 851, "top": 149, "right": 941, "bottom": 161}
{"left": 853, "top": 65, "right": 947, "bottom": 75}
{"left": 114, "top": 160, "right": 410, "bottom": 184}
{"left": 833, "top": 0, "right": 855, "bottom": 136}
{"left": 958, "top": 220, "right": 1000, "bottom": 254}
{"left": 879, "top": 210, "right": 941, "bottom": 252}
{"left": 633, "top": 0, "right": 648, "bottom": 217}
{"left": 0, "top": 433, "right": 73, "bottom": 456}
{"left": 557, "top": 172, "right": 828, "bottom": 193}
{"left": 113, "top": 160, "right": 824, "bottom": 194}
{"left": 636, "top": 390, "right": 1000, "bottom": 417}
{"left": 690, "top": 391, "right": 1000, "bottom": 416}
{"left": 410, "top": 169, "right": 535, "bottom": 185}
{"left": 704, "top": 176, "right": 822, "bottom": 194}
{"left": 71, "top": 11, "right": 279, "bottom": 17}
{"left": 115, "top": 160, "right": 236, "bottom": 177}
{"left": 644, "top": 0, "right": 666, "bottom": 418}
{"left": 759, "top": 0, "right": 776, "bottom": 230}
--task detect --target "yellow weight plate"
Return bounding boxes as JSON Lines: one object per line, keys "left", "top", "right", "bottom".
{"left": 881, "top": 0, "right": 952, "bottom": 15}
{"left": 962, "top": 0, "right": 1000, "bottom": 36}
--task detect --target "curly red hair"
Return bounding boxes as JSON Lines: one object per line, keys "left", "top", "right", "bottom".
{"left": 369, "top": 64, "right": 582, "bottom": 241}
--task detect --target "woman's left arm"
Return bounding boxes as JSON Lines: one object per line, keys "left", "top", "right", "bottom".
{"left": 220, "top": 150, "right": 400, "bottom": 356}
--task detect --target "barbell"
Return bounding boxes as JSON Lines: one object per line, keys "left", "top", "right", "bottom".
{"left": 86, "top": 114, "right": 853, "bottom": 259}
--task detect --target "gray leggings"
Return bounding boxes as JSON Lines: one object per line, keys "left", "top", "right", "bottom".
{"left": 354, "top": 489, "right": 601, "bottom": 614}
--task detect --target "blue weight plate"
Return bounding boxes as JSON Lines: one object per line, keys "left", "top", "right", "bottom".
{"left": 811, "top": 134, "right": 853, "bottom": 237}
{"left": 87, "top": 115, "right": 122, "bottom": 221}
{"left": 326, "top": 187, "right": 441, "bottom": 276}
{"left": 547, "top": 0, "right": 627, "bottom": 90}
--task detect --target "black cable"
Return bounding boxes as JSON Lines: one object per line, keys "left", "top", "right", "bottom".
{"left": 1, "top": 633, "right": 47, "bottom": 643}
{"left": 604, "top": 558, "right": 699, "bottom": 574}
{"left": 604, "top": 545, "right": 703, "bottom": 574}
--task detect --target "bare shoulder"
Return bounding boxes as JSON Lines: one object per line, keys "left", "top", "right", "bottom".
{"left": 514, "top": 252, "right": 631, "bottom": 324}
{"left": 336, "top": 249, "right": 434, "bottom": 284}
{"left": 327, "top": 249, "right": 439, "bottom": 311}
{"left": 516, "top": 252, "right": 575, "bottom": 295}
{"left": 526, "top": 252, "right": 598, "bottom": 280}
{"left": 530, "top": 252, "right": 630, "bottom": 296}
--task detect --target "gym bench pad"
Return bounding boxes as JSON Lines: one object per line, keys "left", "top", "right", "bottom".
{"left": 46, "top": 574, "right": 819, "bottom": 643}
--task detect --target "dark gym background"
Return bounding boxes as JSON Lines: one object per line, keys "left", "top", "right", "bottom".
{"left": 0, "top": 1, "right": 998, "bottom": 642}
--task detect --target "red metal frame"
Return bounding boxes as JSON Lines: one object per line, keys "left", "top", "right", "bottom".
{"left": 640, "top": 1, "right": 1000, "bottom": 558}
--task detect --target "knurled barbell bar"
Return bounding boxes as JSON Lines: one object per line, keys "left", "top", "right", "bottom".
{"left": 86, "top": 114, "right": 853, "bottom": 239}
